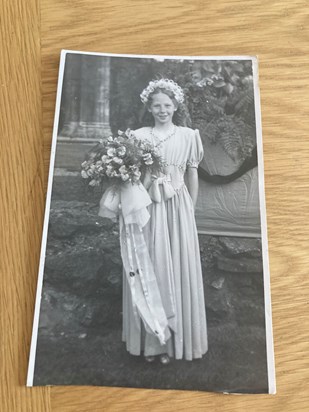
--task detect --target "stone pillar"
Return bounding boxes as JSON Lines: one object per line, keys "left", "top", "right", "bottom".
{"left": 59, "top": 54, "right": 112, "bottom": 140}
{"left": 56, "top": 54, "right": 112, "bottom": 172}
{"left": 93, "top": 56, "right": 112, "bottom": 136}
{"left": 59, "top": 54, "right": 82, "bottom": 137}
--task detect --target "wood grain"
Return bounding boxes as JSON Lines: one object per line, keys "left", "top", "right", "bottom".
{"left": 1, "top": 0, "right": 309, "bottom": 411}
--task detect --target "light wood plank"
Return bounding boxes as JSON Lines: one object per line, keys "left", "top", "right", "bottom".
{"left": 0, "top": 0, "right": 51, "bottom": 411}
{"left": 1, "top": 0, "right": 308, "bottom": 411}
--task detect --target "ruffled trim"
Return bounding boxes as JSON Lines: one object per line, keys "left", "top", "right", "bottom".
{"left": 186, "top": 161, "right": 199, "bottom": 168}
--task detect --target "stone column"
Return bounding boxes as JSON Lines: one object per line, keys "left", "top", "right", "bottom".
{"left": 59, "top": 54, "right": 81, "bottom": 137}
{"left": 75, "top": 55, "right": 112, "bottom": 139}
{"left": 59, "top": 54, "right": 112, "bottom": 140}
{"left": 56, "top": 54, "right": 112, "bottom": 172}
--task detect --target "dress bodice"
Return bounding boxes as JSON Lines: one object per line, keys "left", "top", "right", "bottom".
{"left": 134, "top": 126, "right": 204, "bottom": 191}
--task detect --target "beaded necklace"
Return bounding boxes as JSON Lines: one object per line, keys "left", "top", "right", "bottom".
{"left": 150, "top": 125, "right": 176, "bottom": 148}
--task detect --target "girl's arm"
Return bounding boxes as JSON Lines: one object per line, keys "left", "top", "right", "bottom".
{"left": 186, "top": 167, "right": 199, "bottom": 208}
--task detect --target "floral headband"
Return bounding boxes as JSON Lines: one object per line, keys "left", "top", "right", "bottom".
{"left": 140, "top": 79, "right": 185, "bottom": 104}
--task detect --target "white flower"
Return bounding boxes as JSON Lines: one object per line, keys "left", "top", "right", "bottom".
{"left": 143, "top": 152, "right": 152, "bottom": 161}
{"left": 125, "top": 129, "right": 135, "bottom": 139}
{"left": 89, "top": 179, "right": 100, "bottom": 187}
{"left": 107, "top": 148, "right": 116, "bottom": 157}
{"left": 101, "top": 155, "right": 111, "bottom": 163}
{"left": 132, "top": 170, "right": 141, "bottom": 182}
{"left": 81, "top": 161, "right": 88, "bottom": 168}
{"left": 143, "top": 152, "right": 154, "bottom": 165}
{"left": 117, "top": 146, "right": 126, "bottom": 157}
{"left": 121, "top": 174, "right": 130, "bottom": 181}
{"left": 106, "top": 165, "right": 114, "bottom": 176}
{"left": 113, "top": 157, "right": 123, "bottom": 165}
{"left": 81, "top": 170, "right": 88, "bottom": 179}
{"left": 107, "top": 136, "right": 114, "bottom": 142}
{"left": 119, "top": 165, "right": 127, "bottom": 174}
{"left": 197, "top": 80, "right": 206, "bottom": 87}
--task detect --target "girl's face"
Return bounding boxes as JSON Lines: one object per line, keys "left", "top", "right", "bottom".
{"left": 148, "top": 92, "right": 177, "bottom": 126}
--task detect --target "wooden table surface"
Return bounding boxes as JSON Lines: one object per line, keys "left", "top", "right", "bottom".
{"left": 1, "top": 0, "right": 309, "bottom": 411}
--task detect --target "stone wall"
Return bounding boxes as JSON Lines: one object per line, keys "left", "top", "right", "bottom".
{"left": 34, "top": 193, "right": 267, "bottom": 392}
{"left": 38, "top": 188, "right": 265, "bottom": 335}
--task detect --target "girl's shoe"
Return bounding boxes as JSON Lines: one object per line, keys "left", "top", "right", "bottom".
{"left": 145, "top": 356, "right": 155, "bottom": 363}
{"left": 159, "top": 354, "right": 170, "bottom": 365}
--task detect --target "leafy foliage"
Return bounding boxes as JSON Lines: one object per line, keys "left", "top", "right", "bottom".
{"left": 180, "top": 60, "right": 256, "bottom": 161}
{"left": 109, "top": 58, "right": 256, "bottom": 162}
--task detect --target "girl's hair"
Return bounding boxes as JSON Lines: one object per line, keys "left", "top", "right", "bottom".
{"left": 145, "top": 88, "right": 179, "bottom": 109}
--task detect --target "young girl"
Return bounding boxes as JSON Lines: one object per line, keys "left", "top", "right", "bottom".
{"left": 122, "top": 79, "right": 208, "bottom": 363}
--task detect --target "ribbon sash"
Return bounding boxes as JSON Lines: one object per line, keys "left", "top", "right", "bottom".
{"left": 120, "top": 218, "right": 171, "bottom": 345}
{"left": 98, "top": 182, "right": 171, "bottom": 345}
{"left": 148, "top": 175, "right": 176, "bottom": 203}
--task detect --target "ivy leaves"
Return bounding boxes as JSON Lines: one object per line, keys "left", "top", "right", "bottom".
{"left": 110, "top": 58, "right": 256, "bottom": 163}
{"left": 182, "top": 60, "right": 256, "bottom": 162}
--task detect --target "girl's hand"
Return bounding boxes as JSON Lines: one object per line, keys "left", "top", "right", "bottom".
{"left": 186, "top": 167, "right": 199, "bottom": 208}
{"left": 142, "top": 170, "right": 153, "bottom": 190}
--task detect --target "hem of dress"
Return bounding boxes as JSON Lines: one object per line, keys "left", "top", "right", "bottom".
{"left": 122, "top": 340, "right": 209, "bottom": 361}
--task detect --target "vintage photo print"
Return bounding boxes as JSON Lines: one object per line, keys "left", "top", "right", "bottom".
{"left": 27, "top": 51, "right": 276, "bottom": 394}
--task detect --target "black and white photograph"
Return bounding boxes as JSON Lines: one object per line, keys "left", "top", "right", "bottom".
{"left": 27, "top": 51, "right": 275, "bottom": 394}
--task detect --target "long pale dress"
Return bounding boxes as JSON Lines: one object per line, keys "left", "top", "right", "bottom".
{"left": 122, "top": 126, "right": 208, "bottom": 360}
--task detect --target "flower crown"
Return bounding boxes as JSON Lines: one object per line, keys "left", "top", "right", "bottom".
{"left": 140, "top": 79, "right": 185, "bottom": 104}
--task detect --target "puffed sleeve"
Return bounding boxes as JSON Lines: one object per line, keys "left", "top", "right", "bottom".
{"left": 186, "top": 129, "right": 204, "bottom": 168}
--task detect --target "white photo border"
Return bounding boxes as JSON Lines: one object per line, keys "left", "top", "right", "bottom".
{"left": 27, "top": 50, "right": 276, "bottom": 394}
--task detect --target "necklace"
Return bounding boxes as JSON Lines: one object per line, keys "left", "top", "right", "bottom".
{"left": 150, "top": 125, "right": 176, "bottom": 147}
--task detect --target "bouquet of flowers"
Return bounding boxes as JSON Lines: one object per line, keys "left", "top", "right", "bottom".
{"left": 81, "top": 129, "right": 162, "bottom": 187}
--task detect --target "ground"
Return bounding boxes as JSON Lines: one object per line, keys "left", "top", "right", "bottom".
{"left": 33, "top": 179, "right": 268, "bottom": 393}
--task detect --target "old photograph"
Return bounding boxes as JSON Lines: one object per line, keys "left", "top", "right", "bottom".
{"left": 27, "top": 51, "right": 275, "bottom": 394}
